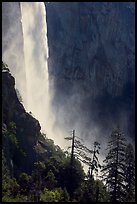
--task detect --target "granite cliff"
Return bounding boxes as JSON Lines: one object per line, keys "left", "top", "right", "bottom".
{"left": 46, "top": 2, "right": 135, "bottom": 141}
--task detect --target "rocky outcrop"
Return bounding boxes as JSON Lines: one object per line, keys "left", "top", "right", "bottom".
{"left": 2, "top": 69, "right": 41, "bottom": 176}
{"left": 46, "top": 2, "right": 135, "bottom": 140}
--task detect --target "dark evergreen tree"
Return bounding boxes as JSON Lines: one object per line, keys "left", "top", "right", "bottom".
{"left": 124, "top": 143, "right": 135, "bottom": 202}
{"left": 101, "top": 127, "right": 127, "bottom": 202}
{"left": 65, "top": 130, "right": 101, "bottom": 179}
{"left": 65, "top": 130, "right": 101, "bottom": 201}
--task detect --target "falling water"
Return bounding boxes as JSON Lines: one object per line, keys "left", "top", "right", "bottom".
{"left": 20, "top": 2, "right": 59, "bottom": 142}
{"left": 20, "top": 2, "right": 50, "bottom": 127}
{"left": 2, "top": 2, "right": 68, "bottom": 148}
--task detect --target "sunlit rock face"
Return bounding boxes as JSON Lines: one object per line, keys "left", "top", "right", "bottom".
{"left": 46, "top": 2, "right": 135, "bottom": 141}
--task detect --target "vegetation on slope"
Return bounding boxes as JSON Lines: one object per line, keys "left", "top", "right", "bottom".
{"left": 2, "top": 62, "right": 135, "bottom": 202}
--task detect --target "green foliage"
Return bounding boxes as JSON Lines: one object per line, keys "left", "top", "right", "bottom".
{"left": 2, "top": 154, "right": 22, "bottom": 202}
{"left": 38, "top": 132, "right": 47, "bottom": 142}
{"left": 19, "top": 172, "right": 31, "bottom": 183}
{"left": 2, "top": 62, "right": 135, "bottom": 202}
{"left": 94, "top": 180, "right": 110, "bottom": 202}
{"left": 8, "top": 122, "right": 18, "bottom": 148}
{"left": 34, "top": 161, "right": 46, "bottom": 170}
{"left": 32, "top": 132, "right": 85, "bottom": 201}
{"left": 10, "top": 134, "right": 18, "bottom": 147}
{"left": 74, "top": 178, "right": 109, "bottom": 202}
{"left": 2, "top": 150, "right": 9, "bottom": 178}
{"left": 76, "top": 178, "right": 96, "bottom": 202}
{"left": 2, "top": 176, "right": 20, "bottom": 196}
{"left": 2, "top": 114, "right": 135, "bottom": 203}
{"left": 6, "top": 121, "right": 27, "bottom": 169}
{"left": 61, "top": 187, "right": 70, "bottom": 202}
{"left": 8, "top": 122, "right": 16, "bottom": 134}
{"left": 31, "top": 161, "right": 45, "bottom": 194}
{"left": 2, "top": 194, "right": 25, "bottom": 202}
{"left": 18, "top": 172, "right": 31, "bottom": 196}
{"left": 40, "top": 187, "right": 69, "bottom": 202}
{"left": 45, "top": 170, "right": 57, "bottom": 190}
{"left": 59, "top": 158, "right": 85, "bottom": 199}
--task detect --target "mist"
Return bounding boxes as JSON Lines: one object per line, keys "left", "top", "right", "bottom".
{"left": 2, "top": 2, "right": 68, "bottom": 149}
{"left": 2, "top": 2, "right": 135, "bottom": 173}
{"left": 46, "top": 2, "right": 135, "bottom": 152}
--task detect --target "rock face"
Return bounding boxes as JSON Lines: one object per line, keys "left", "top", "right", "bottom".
{"left": 46, "top": 2, "right": 135, "bottom": 140}
{"left": 2, "top": 69, "right": 41, "bottom": 176}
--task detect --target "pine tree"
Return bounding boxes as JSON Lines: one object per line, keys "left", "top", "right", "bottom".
{"left": 87, "top": 141, "right": 101, "bottom": 179}
{"left": 65, "top": 130, "right": 101, "bottom": 178}
{"left": 124, "top": 143, "right": 135, "bottom": 202}
{"left": 101, "top": 127, "right": 127, "bottom": 202}
{"left": 65, "top": 130, "right": 101, "bottom": 201}
{"left": 64, "top": 130, "right": 85, "bottom": 199}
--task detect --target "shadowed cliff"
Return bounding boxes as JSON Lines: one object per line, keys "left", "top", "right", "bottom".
{"left": 2, "top": 66, "right": 41, "bottom": 176}
{"left": 46, "top": 2, "right": 135, "bottom": 142}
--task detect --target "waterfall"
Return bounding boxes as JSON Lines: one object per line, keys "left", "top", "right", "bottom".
{"left": 20, "top": 2, "right": 65, "bottom": 146}
{"left": 20, "top": 2, "right": 51, "bottom": 130}
{"left": 2, "top": 2, "right": 68, "bottom": 148}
